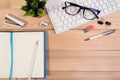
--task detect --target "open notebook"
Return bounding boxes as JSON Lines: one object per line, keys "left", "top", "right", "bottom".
{"left": 0, "top": 31, "right": 46, "bottom": 78}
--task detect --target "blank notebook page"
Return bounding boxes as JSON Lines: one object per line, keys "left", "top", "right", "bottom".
{"left": 13, "top": 32, "right": 44, "bottom": 78}
{"left": 0, "top": 33, "right": 10, "bottom": 78}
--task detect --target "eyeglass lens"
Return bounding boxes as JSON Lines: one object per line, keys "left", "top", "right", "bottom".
{"left": 66, "top": 6, "right": 80, "bottom": 15}
{"left": 84, "top": 9, "right": 96, "bottom": 19}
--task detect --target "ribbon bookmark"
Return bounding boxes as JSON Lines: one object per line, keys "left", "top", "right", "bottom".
{"left": 9, "top": 32, "right": 13, "bottom": 80}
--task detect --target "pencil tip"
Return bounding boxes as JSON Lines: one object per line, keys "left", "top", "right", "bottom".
{"left": 84, "top": 38, "right": 89, "bottom": 41}
{"left": 36, "top": 40, "right": 39, "bottom": 45}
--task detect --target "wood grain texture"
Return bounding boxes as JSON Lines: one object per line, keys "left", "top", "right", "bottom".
{"left": 46, "top": 51, "right": 120, "bottom": 71}
{"left": 47, "top": 51, "right": 120, "bottom": 57}
{"left": 16, "top": 78, "right": 45, "bottom": 80}
{"left": 0, "top": 0, "right": 10, "bottom": 8}
{"left": 46, "top": 71, "right": 120, "bottom": 80}
{"left": 0, "top": 78, "right": 16, "bottom": 80}
{"left": 16, "top": 72, "right": 120, "bottom": 80}
{"left": 10, "top": 0, "right": 25, "bottom": 9}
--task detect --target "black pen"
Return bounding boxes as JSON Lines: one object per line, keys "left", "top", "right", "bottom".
{"left": 85, "top": 29, "right": 116, "bottom": 41}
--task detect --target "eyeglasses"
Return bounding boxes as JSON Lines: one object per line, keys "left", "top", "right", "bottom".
{"left": 62, "top": 1, "right": 100, "bottom": 20}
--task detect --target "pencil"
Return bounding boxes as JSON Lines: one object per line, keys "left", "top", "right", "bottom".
{"left": 28, "top": 41, "right": 39, "bottom": 80}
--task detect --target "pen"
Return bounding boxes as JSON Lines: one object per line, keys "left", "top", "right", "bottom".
{"left": 28, "top": 41, "right": 39, "bottom": 80}
{"left": 85, "top": 29, "right": 116, "bottom": 41}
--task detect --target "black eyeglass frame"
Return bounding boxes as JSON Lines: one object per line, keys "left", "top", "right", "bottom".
{"left": 62, "top": 1, "right": 100, "bottom": 20}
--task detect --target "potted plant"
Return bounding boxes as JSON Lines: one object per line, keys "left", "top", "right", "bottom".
{"left": 21, "top": 0, "right": 47, "bottom": 17}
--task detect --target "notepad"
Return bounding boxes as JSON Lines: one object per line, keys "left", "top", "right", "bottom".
{"left": 0, "top": 31, "right": 46, "bottom": 78}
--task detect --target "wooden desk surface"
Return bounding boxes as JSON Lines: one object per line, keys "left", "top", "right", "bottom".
{"left": 1, "top": 0, "right": 120, "bottom": 80}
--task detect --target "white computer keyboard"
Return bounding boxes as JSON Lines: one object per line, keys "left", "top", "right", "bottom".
{"left": 46, "top": 0, "right": 120, "bottom": 34}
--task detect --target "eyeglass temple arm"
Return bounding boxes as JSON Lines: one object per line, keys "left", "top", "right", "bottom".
{"left": 90, "top": 8, "right": 100, "bottom": 19}
{"left": 95, "top": 10, "right": 100, "bottom": 19}
{"left": 62, "top": 1, "right": 80, "bottom": 9}
{"left": 62, "top": 7, "right": 66, "bottom": 9}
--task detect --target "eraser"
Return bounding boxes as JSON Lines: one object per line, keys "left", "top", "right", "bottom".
{"left": 83, "top": 25, "right": 94, "bottom": 33}
{"left": 40, "top": 21, "right": 49, "bottom": 27}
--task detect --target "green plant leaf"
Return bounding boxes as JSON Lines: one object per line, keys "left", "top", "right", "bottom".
{"left": 21, "top": 5, "right": 29, "bottom": 11}
{"left": 37, "top": 8, "right": 44, "bottom": 16}
{"left": 38, "top": 0, "right": 47, "bottom": 9}
{"left": 22, "top": 0, "right": 47, "bottom": 17}
{"left": 26, "top": 0, "right": 34, "bottom": 3}
{"left": 24, "top": 9, "right": 35, "bottom": 16}
{"left": 30, "top": 0, "right": 38, "bottom": 9}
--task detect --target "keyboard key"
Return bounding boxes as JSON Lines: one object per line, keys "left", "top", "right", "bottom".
{"left": 108, "top": 7, "right": 113, "bottom": 11}
{"left": 104, "top": 0, "right": 108, "bottom": 3}
{"left": 88, "top": 0, "right": 93, "bottom": 5}
{"left": 95, "top": 2, "right": 99, "bottom": 7}
{"left": 60, "top": 16, "right": 65, "bottom": 21}
{"left": 102, "top": 5, "right": 107, "bottom": 9}
{"left": 76, "top": 20, "right": 82, "bottom": 24}
{"left": 64, "top": 20, "right": 68, "bottom": 24}
{"left": 98, "top": 6, "right": 102, "bottom": 10}
{"left": 51, "top": 14, "right": 57, "bottom": 19}
{"left": 116, "top": 1, "right": 120, "bottom": 8}
{"left": 72, "top": 16, "right": 77, "bottom": 21}
{"left": 72, "top": 22, "right": 76, "bottom": 26}
{"left": 111, "top": 1, "right": 115, "bottom": 5}
{"left": 63, "top": 25, "right": 68, "bottom": 29}
{"left": 58, "top": 12, "right": 62, "bottom": 16}
{"left": 112, "top": 6, "right": 117, "bottom": 9}
{"left": 75, "top": 0, "right": 80, "bottom": 3}
{"left": 55, "top": 22, "right": 63, "bottom": 27}
{"left": 76, "top": 15, "right": 81, "bottom": 19}
{"left": 104, "top": 9, "right": 108, "bottom": 13}
{"left": 68, "top": 18, "right": 72, "bottom": 23}
{"left": 67, "top": 24, "right": 72, "bottom": 28}
{"left": 54, "top": 18, "right": 60, "bottom": 23}
{"left": 56, "top": 27, "right": 63, "bottom": 33}
{"left": 99, "top": 0, "right": 104, "bottom": 5}
{"left": 65, "top": 14, "right": 69, "bottom": 19}
{"left": 84, "top": 2, "right": 88, "bottom": 6}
